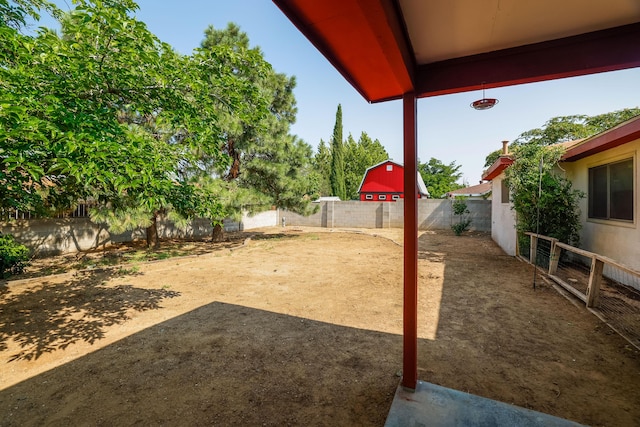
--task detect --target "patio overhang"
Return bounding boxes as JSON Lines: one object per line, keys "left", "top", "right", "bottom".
{"left": 272, "top": 0, "right": 640, "bottom": 397}
{"left": 273, "top": 0, "right": 640, "bottom": 103}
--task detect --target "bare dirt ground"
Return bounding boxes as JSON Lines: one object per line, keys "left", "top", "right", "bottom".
{"left": 1, "top": 227, "right": 639, "bottom": 426}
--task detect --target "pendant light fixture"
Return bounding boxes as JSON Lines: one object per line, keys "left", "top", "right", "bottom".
{"left": 470, "top": 83, "right": 498, "bottom": 110}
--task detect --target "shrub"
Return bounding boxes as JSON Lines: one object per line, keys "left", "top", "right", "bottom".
{"left": 451, "top": 198, "right": 471, "bottom": 236}
{"left": 451, "top": 219, "right": 472, "bottom": 236}
{"left": 0, "top": 233, "right": 30, "bottom": 278}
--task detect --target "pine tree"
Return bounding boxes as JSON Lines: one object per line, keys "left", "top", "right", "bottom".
{"left": 200, "top": 23, "right": 316, "bottom": 241}
{"left": 329, "top": 104, "right": 346, "bottom": 199}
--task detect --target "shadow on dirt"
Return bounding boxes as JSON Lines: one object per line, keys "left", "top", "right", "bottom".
{"left": 0, "top": 302, "right": 401, "bottom": 426}
{"left": 0, "top": 268, "right": 179, "bottom": 362}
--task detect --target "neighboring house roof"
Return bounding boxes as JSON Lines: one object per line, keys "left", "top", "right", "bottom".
{"left": 313, "top": 196, "right": 341, "bottom": 202}
{"left": 562, "top": 115, "right": 640, "bottom": 162}
{"left": 357, "top": 160, "right": 430, "bottom": 197}
{"left": 446, "top": 182, "right": 492, "bottom": 198}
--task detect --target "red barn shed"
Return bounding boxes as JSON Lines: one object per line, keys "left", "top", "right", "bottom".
{"left": 358, "top": 160, "right": 429, "bottom": 201}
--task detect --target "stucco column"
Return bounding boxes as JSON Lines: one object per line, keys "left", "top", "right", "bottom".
{"left": 402, "top": 92, "right": 418, "bottom": 390}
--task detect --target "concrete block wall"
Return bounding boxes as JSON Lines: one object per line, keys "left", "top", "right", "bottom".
{"left": 242, "top": 210, "right": 278, "bottom": 230}
{"left": 1, "top": 210, "right": 279, "bottom": 256}
{"left": 460, "top": 200, "right": 492, "bottom": 231}
{"left": 281, "top": 199, "right": 491, "bottom": 232}
{"left": 0, "top": 218, "right": 145, "bottom": 256}
{"left": 331, "top": 201, "right": 381, "bottom": 228}
{"left": 1, "top": 202, "right": 491, "bottom": 255}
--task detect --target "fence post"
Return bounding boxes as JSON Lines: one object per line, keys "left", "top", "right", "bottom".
{"left": 529, "top": 234, "right": 537, "bottom": 264}
{"left": 586, "top": 257, "right": 604, "bottom": 308}
{"left": 548, "top": 241, "right": 561, "bottom": 275}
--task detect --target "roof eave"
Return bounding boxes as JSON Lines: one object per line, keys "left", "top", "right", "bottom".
{"left": 562, "top": 116, "right": 640, "bottom": 162}
{"left": 482, "top": 157, "right": 514, "bottom": 181}
{"left": 272, "top": 0, "right": 416, "bottom": 103}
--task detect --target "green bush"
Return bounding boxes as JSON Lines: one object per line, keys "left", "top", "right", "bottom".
{"left": 0, "top": 233, "right": 30, "bottom": 278}
{"left": 451, "top": 219, "right": 472, "bottom": 236}
{"left": 451, "top": 198, "right": 471, "bottom": 236}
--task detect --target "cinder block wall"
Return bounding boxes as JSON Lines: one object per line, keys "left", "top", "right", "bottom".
{"left": 280, "top": 199, "right": 491, "bottom": 231}
{"left": 1, "top": 202, "right": 490, "bottom": 255}
{"left": 0, "top": 210, "right": 278, "bottom": 256}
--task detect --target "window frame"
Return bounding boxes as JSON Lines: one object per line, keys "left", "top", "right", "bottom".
{"left": 588, "top": 156, "right": 634, "bottom": 223}
{"left": 378, "top": 195, "right": 387, "bottom": 200}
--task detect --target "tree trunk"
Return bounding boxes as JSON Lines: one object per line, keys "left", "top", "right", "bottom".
{"left": 146, "top": 213, "right": 160, "bottom": 249}
{"left": 225, "top": 139, "right": 241, "bottom": 181}
{"left": 212, "top": 223, "right": 225, "bottom": 243}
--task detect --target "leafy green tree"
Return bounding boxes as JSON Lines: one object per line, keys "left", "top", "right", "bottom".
{"left": 343, "top": 132, "right": 388, "bottom": 200}
{"left": 1, "top": 1, "right": 267, "bottom": 247}
{"left": 418, "top": 158, "right": 463, "bottom": 198}
{"left": 329, "top": 104, "right": 346, "bottom": 199}
{"left": 199, "top": 23, "right": 315, "bottom": 241}
{"left": 513, "top": 109, "right": 640, "bottom": 147}
{"left": 484, "top": 108, "right": 640, "bottom": 169}
{"left": 505, "top": 143, "right": 583, "bottom": 245}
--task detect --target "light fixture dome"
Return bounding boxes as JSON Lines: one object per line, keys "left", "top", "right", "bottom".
{"left": 470, "top": 84, "right": 498, "bottom": 110}
{"left": 471, "top": 98, "right": 498, "bottom": 110}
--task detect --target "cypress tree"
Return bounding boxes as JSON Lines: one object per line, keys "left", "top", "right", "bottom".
{"left": 329, "top": 104, "right": 346, "bottom": 199}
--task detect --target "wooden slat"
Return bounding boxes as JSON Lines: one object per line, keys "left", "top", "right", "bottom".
{"left": 549, "top": 275, "right": 588, "bottom": 303}
{"left": 586, "top": 258, "right": 604, "bottom": 308}
{"left": 548, "top": 243, "right": 562, "bottom": 276}
{"left": 555, "top": 241, "right": 597, "bottom": 259}
{"left": 524, "top": 232, "right": 557, "bottom": 243}
{"left": 595, "top": 254, "right": 640, "bottom": 278}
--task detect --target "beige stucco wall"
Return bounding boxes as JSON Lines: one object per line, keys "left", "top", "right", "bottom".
{"left": 490, "top": 173, "right": 517, "bottom": 256}
{"left": 562, "top": 138, "right": 639, "bottom": 271}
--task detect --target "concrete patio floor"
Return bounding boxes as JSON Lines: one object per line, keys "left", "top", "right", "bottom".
{"left": 385, "top": 381, "right": 585, "bottom": 427}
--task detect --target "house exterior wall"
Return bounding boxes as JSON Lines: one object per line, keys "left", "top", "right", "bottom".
{"left": 562, "top": 138, "right": 639, "bottom": 271}
{"left": 490, "top": 172, "right": 517, "bottom": 256}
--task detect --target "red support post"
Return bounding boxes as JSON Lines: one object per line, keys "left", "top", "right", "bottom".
{"left": 402, "top": 92, "right": 418, "bottom": 390}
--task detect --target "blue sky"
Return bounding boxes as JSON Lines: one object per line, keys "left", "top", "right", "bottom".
{"left": 42, "top": 1, "right": 640, "bottom": 185}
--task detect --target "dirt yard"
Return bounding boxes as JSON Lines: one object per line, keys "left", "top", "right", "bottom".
{"left": 1, "top": 228, "right": 638, "bottom": 426}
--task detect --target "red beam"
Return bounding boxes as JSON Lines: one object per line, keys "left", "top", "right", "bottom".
{"left": 402, "top": 92, "right": 418, "bottom": 390}
{"left": 272, "top": 0, "right": 415, "bottom": 102}
{"left": 416, "top": 22, "right": 640, "bottom": 98}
